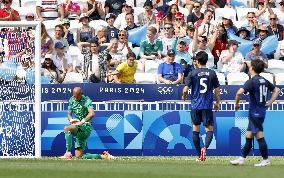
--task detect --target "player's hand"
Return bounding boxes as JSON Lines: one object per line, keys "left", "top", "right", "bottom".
{"left": 265, "top": 101, "right": 272, "bottom": 109}
{"left": 70, "top": 118, "right": 80, "bottom": 125}
{"left": 213, "top": 103, "right": 220, "bottom": 112}
{"left": 235, "top": 103, "right": 240, "bottom": 111}
{"left": 182, "top": 93, "right": 188, "bottom": 101}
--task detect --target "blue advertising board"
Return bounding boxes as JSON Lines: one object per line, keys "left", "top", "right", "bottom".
{"left": 41, "top": 111, "right": 284, "bottom": 156}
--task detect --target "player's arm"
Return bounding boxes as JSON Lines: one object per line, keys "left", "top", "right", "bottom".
{"left": 266, "top": 87, "right": 280, "bottom": 108}
{"left": 67, "top": 111, "right": 73, "bottom": 122}
{"left": 214, "top": 87, "right": 221, "bottom": 111}
{"left": 182, "top": 86, "right": 189, "bottom": 101}
{"left": 235, "top": 88, "right": 245, "bottom": 111}
{"left": 83, "top": 108, "right": 95, "bottom": 123}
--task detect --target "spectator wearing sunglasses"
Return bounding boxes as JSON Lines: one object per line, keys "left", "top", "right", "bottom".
{"left": 138, "top": 0, "right": 155, "bottom": 26}
{"left": 195, "top": 9, "right": 216, "bottom": 38}
{"left": 267, "top": 14, "right": 283, "bottom": 41}
{"left": 241, "top": 12, "right": 259, "bottom": 40}
{"left": 245, "top": 39, "right": 268, "bottom": 70}
{"left": 160, "top": 23, "right": 175, "bottom": 57}
{"left": 117, "top": 30, "right": 132, "bottom": 57}
{"left": 0, "top": 0, "right": 20, "bottom": 21}
{"left": 187, "top": 2, "right": 204, "bottom": 25}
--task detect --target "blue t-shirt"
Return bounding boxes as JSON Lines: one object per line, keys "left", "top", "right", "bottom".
{"left": 243, "top": 75, "right": 275, "bottom": 118}
{"left": 157, "top": 62, "right": 182, "bottom": 81}
{"left": 106, "top": 26, "right": 119, "bottom": 42}
{"left": 186, "top": 68, "right": 220, "bottom": 110}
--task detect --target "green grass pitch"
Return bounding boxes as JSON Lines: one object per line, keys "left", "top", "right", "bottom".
{"left": 0, "top": 156, "right": 284, "bottom": 178}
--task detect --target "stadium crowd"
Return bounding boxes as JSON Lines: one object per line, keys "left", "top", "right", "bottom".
{"left": 0, "top": 0, "right": 284, "bottom": 84}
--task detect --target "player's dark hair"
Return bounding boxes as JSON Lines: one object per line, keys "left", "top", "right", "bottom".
{"left": 195, "top": 51, "right": 208, "bottom": 65}
{"left": 251, "top": 59, "right": 265, "bottom": 74}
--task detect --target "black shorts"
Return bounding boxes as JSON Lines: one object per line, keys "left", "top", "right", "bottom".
{"left": 247, "top": 117, "right": 264, "bottom": 134}
{"left": 190, "top": 109, "right": 214, "bottom": 126}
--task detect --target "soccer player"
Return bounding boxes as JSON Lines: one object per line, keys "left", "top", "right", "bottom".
{"left": 60, "top": 87, "right": 94, "bottom": 159}
{"left": 230, "top": 59, "right": 280, "bottom": 167}
{"left": 182, "top": 51, "right": 221, "bottom": 161}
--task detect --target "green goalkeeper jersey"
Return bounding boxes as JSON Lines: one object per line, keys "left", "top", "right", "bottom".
{"left": 68, "top": 95, "right": 93, "bottom": 121}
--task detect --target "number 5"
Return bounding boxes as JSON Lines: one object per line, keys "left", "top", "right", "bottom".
{"left": 200, "top": 78, "right": 207, "bottom": 93}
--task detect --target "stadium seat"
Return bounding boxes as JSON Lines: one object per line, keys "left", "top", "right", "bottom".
{"left": 135, "top": 73, "right": 156, "bottom": 84}
{"left": 260, "top": 72, "right": 274, "bottom": 84}
{"left": 179, "top": 7, "right": 189, "bottom": 18}
{"left": 275, "top": 73, "right": 284, "bottom": 85}
{"left": 145, "top": 60, "right": 159, "bottom": 74}
{"left": 132, "top": 47, "right": 140, "bottom": 57}
{"left": 236, "top": 8, "right": 257, "bottom": 21}
{"left": 234, "top": 20, "right": 247, "bottom": 29}
{"left": 216, "top": 72, "right": 226, "bottom": 85}
{"left": 22, "top": 0, "right": 37, "bottom": 12}
{"left": 62, "top": 72, "right": 84, "bottom": 83}
{"left": 227, "top": 72, "right": 249, "bottom": 85}
{"left": 89, "top": 20, "right": 108, "bottom": 31}
{"left": 215, "top": 8, "right": 237, "bottom": 21}
{"left": 133, "top": 6, "right": 144, "bottom": 16}
{"left": 267, "top": 59, "right": 284, "bottom": 74}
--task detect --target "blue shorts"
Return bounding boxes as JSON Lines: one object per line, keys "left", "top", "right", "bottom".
{"left": 190, "top": 109, "right": 214, "bottom": 126}
{"left": 247, "top": 117, "right": 264, "bottom": 134}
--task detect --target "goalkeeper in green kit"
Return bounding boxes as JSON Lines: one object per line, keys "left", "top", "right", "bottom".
{"left": 60, "top": 87, "right": 114, "bottom": 160}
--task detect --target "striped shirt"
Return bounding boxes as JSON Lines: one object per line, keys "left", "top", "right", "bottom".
{"left": 36, "top": 0, "right": 63, "bottom": 19}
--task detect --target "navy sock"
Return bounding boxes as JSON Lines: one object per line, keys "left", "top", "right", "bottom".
{"left": 257, "top": 137, "right": 268, "bottom": 160}
{"left": 192, "top": 131, "right": 201, "bottom": 156}
{"left": 204, "top": 131, "right": 214, "bottom": 148}
{"left": 242, "top": 138, "right": 253, "bottom": 158}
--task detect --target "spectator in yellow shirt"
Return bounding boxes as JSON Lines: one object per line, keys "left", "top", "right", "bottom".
{"left": 112, "top": 52, "right": 137, "bottom": 83}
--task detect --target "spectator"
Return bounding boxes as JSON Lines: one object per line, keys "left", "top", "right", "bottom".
{"left": 160, "top": 23, "right": 175, "bottom": 56}
{"left": 245, "top": 40, "right": 268, "bottom": 69}
{"left": 256, "top": 25, "right": 269, "bottom": 41}
{"left": 77, "top": 13, "right": 95, "bottom": 45}
{"left": 112, "top": 52, "right": 138, "bottom": 84}
{"left": 41, "top": 23, "right": 53, "bottom": 59}
{"left": 196, "top": 9, "right": 215, "bottom": 38}
{"left": 172, "top": 38, "right": 192, "bottom": 65}
{"left": 268, "top": 0, "right": 284, "bottom": 25}
{"left": 153, "top": 11, "right": 165, "bottom": 32}
{"left": 114, "top": 1, "right": 138, "bottom": 30}
{"left": 255, "top": 0, "right": 270, "bottom": 25}
{"left": 63, "top": 0, "right": 81, "bottom": 19}
{"left": 0, "top": 0, "right": 20, "bottom": 21}
{"left": 267, "top": 14, "right": 284, "bottom": 41}
{"left": 187, "top": 2, "right": 204, "bottom": 25}
{"left": 83, "top": 0, "right": 105, "bottom": 21}
{"left": 25, "top": 12, "right": 35, "bottom": 21}
{"left": 140, "top": 26, "right": 163, "bottom": 71}
{"left": 157, "top": 49, "right": 183, "bottom": 84}
{"left": 222, "top": 14, "right": 238, "bottom": 36}
{"left": 279, "top": 39, "right": 284, "bottom": 61}
{"left": 104, "top": 0, "right": 125, "bottom": 16}
{"left": 218, "top": 40, "right": 245, "bottom": 75}
{"left": 182, "top": 24, "right": 195, "bottom": 46}
{"left": 96, "top": 26, "right": 108, "bottom": 46}
{"left": 236, "top": 27, "right": 251, "bottom": 40}
{"left": 138, "top": 0, "right": 155, "bottom": 26}
{"left": 124, "top": 13, "right": 139, "bottom": 31}
{"left": 209, "top": 0, "right": 231, "bottom": 8}
{"left": 41, "top": 53, "right": 62, "bottom": 84}
{"left": 212, "top": 24, "right": 229, "bottom": 67}
{"left": 36, "top": 0, "right": 67, "bottom": 21}
{"left": 241, "top": 12, "right": 259, "bottom": 40}
{"left": 62, "top": 19, "right": 75, "bottom": 46}
{"left": 165, "top": 3, "right": 179, "bottom": 23}
{"left": 53, "top": 24, "right": 69, "bottom": 52}
{"left": 51, "top": 41, "right": 73, "bottom": 80}
{"left": 105, "top": 13, "right": 119, "bottom": 42}
{"left": 108, "top": 38, "right": 124, "bottom": 71}
{"left": 117, "top": 30, "right": 132, "bottom": 57}
{"left": 97, "top": 48, "right": 113, "bottom": 83}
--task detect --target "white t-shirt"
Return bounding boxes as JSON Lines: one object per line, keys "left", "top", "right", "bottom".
{"left": 219, "top": 50, "right": 244, "bottom": 73}
{"left": 188, "top": 42, "right": 215, "bottom": 69}
{"left": 36, "top": 0, "right": 63, "bottom": 19}
{"left": 257, "top": 10, "right": 270, "bottom": 26}
{"left": 160, "top": 36, "right": 175, "bottom": 56}
{"left": 51, "top": 53, "right": 73, "bottom": 72}
{"left": 196, "top": 21, "right": 216, "bottom": 38}
{"left": 114, "top": 12, "right": 139, "bottom": 30}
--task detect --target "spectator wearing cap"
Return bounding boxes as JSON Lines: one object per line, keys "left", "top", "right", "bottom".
{"left": 105, "top": 0, "right": 126, "bottom": 17}
{"left": 196, "top": 9, "right": 216, "bottom": 38}
{"left": 160, "top": 23, "right": 175, "bottom": 57}
{"left": 256, "top": 25, "right": 269, "bottom": 41}
{"left": 53, "top": 24, "right": 69, "bottom": 52}
{"left": 51, "top": 41, "right": 73, "bottom": 79}
{"left": 236, "top": 27, "right": 251, "bottom": 40}
{"left": 77, "top": 13, "right": 95, "bottom": 45}
{"left": 267, "top": 14, "right": 284, "bottom": 41}
{"left": 190, "top": 26, "right": 217, "bottom": 69}
{"left": 0, "top": 0, "right": 20, "bottom": 21}
{"left": 212, "top": 24, "right": 229, "bottom": 67}
{"left": 245, "top": 40, "right": 268, "bottom": 69}
{"left": 165, "top": 3, "right": 179, "bottom": 23}
{"left": 172, "top": 38, "right": 192, "bottom": 65}
{"left": 41, "top": 23, "right": 53, "bottom": 59}
{"left": 63, "top": 0, "right": 81, "bottom": 19}
{"left": 83, "top": 0, "right": 105, "bottom": 21}
{"left": 174, "top": 11, "right": 186, "bottom": 29}
{"left": 241, "top": 12, "right": 259, "bottom": 40}
{"left": 41, "top": 53, "right": 62, "bottom": 84}
{"left": 62, "top": 19, "right": 75, "bottom": 46}
{"left": 157, "top": 49, "right": 183, "bottom": 84}
{"left": 221, "top": 14, "right": 238, "bottom": 36}
{"left": 114, "top": 1, "right": 139, "bottom": 30}
{"left": 187, "top": 2, "right": 204, "bottom": 25}
{"left": 36, "top": 0, "right": 67, "bottom": 21}
{"left": 138, "top": 0, "right": 155, "bottom": 26}
{"left": 154, "top": 11, "right": 165, "bottom": 32}
{"left": 140, "top": 26, "right": 163, "bottom": 71}
{"left": 124, "top": 13, "right": 140, "bottom": 31}
{"left": 218, "top": 40, "right": 245, "bottom": 75}
{"left": 106, "top": 13, "right": 119, "bottom": 43}
{"left": 112, "top": 52, "right": 138, "bottom": 84}
{"left": 25, "top": 12, "right": 35, "bottom": 21}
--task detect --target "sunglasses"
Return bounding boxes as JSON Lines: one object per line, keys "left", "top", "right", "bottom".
{"left": 175, "top": 18, "right": 183, "bottom": 21}
{"left": 258, "top": 2, "right": 264, "bottom": 5}
{"left": 247, "top": 16, "right": 254, "bottom": 18}
{"left": 193, "top": 6, "right": 200, "bottom": 8}
{"left": 164, "top": 27, "right": 172, "bottom": 30}
{"left": 281, "top": 3, "right": 284, "bottom": 6}
{"left": 253, "top": 44, "right": 260, "bottom": 47}
{"left": 91, "top": 45, "right": 98, "bottom": 47}
{"left": 118, "top": 33, "right": 125, "bottom": 36}
{"left": 270, "top": 18, "right": 277, "bottom": 20}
